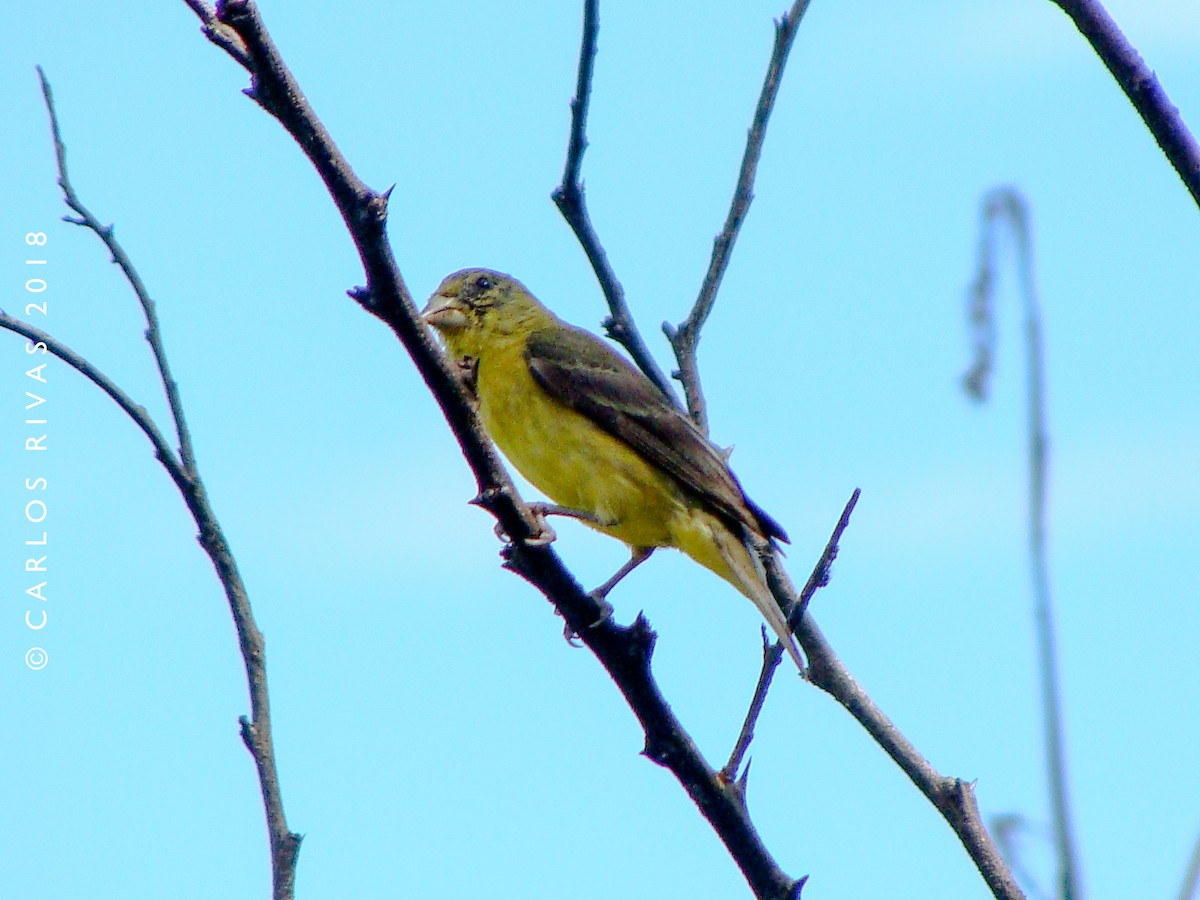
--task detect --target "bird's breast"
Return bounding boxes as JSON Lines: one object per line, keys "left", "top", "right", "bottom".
{"left": 474, "top": 344, "right": 683, "bottom": 549}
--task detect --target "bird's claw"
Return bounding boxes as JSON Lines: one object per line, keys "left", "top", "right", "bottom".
{"left": 586, "top": 594, "right": 615, "bottom": 628}
{"left": 492, "top": 510, "right": 557, "bottom": 547}
{"left": 525, "top": 505, "right": 558, "bottom": 546}
{"left": 562, "top": 594, "right": 615, "bottom": 646}
{"left": 563, "top": 622, "right": 582, "bottom": 647}
{"left": 498, "top": 501, "right": 601, "bottom": 547}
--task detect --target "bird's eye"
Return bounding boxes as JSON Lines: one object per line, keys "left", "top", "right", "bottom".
{"left": 474, "top": 275, "right": 493, "bottom": 291}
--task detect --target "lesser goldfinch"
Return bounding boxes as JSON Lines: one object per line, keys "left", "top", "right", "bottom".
{"left": 423, "top": 269, "right": 800, "bottom": 668}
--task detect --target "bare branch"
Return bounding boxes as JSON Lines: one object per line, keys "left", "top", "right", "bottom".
{"left": 11, "top": 67, "right": 303, "bottom": 900}
{"left": 665, "top": 0, "right": 812, "bottom": 431}
{"left": 1049, "top": 0, "right": 1200, "bottom": 211}
{"left": 788, "top": 487, "right": 860, "bottom": 628}
{"left": 0, "top": 314, "right": 187, "bottom": 491}
{"left": 37, "top": 67, "right": 201, "bottom": 476}
{"left": 795, "top": 612, "right": 1026, "bottom": 899}
{"left": 182, "top": 0, "right": 251, "bottom": 68}
{"left": 723, "top": 629, "right": 785, "bottom": 782}
{"left": 188, "top": 2, "right": 802, "bottom": 896}
{"left": 182, "top": 4, "right": 1028, "bottom": 897}
{"left": 551, "top": 0, "right": 680, "bottom": 405}
{"left": 750, "top": 494, "right": 1024, "bottom": 899}
{"left": 725, "top": 488, "right": 861, "bottom": 780}
{"left": 962, "top": 186, "right": 1080, "bottom": 899}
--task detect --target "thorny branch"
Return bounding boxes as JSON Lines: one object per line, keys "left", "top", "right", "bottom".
{"left": 186, "top": 1, "right": 812, "bottom": 896}
{"left": 18, "top": 1, "right": 1072, "bottom": 897}
{"left": 550, "top": 3, "right": 1023, "bottom": 898}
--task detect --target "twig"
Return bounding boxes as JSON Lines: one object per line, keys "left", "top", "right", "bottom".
{"left": 37, "top": 67, "right": 200, "bottom": 476}
{"left": 1049, "top": 0, "right": 1200, "bottom": 211}
{"left": 551, "top": 0, "right": 679, "bottom": 406}
{"left": 553, "top": 1, "right": 1021, "bottom": 893}
{"left": 722, "top": 629, "right": 785, "bottom": 782}
{"left": 22, "top": 68, "right": 301, "bottom": 900}
{"left": 789, "top": 487, "right": 860, "bottom": 627}
{"left": 185, "top": 3, "right": 1028, "bottom": 897}
{"left": 753, "top": 488, "right": 1024, "bottom": 898}
{"left": 665, "top": 0, "right": 812, "bottom": 431}
{"left": 0, "top": 315, "right": 186, "bottom": 490}
{"left": 794, "top": 612, "right": 1025, "bottom": 899}
{"left": 723, "top": 488, "right": 859, "bottom": 782}
{"left": 188, "top": 2, "right": 802, "bottom": 896}
{"left": 962, "top": 186, "right": 1081, "bottom": 900}
{"left": 182, "top": 0, "right": 251, "bottom": 68}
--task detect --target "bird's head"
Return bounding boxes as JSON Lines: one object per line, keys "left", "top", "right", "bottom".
{"left": 422, "top": 268, "right": 554, "bottom": 359}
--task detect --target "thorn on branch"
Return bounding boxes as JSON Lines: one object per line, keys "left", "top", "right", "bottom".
{"left": 469, "top": 484, "right": 504, "bottom": 511}
{"left": 347, "top": 285, "right": 374, "bottom": 309}
{"left": 628, "top": 612, "right": 658, "bottom": 661}
{"left": 736, "top": 758, "right": 752, "bottom": 794}
{"left": 367, "top": 190, "right": 390, "bottom": 224}
{"left": 239, "top": 713, "right": 256, "bottom": 747}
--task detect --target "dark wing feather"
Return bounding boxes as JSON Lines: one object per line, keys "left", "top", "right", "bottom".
{"left": 525, "top": 325, "right": 788, "bottom": 543}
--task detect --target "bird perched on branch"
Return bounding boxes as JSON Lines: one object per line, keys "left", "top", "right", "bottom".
{"left": 422, "top": 268, "right": 801, "bottom": 669}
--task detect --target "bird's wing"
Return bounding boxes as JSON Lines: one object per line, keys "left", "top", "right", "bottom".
{"left": 525, "top": 324, "right": 788, "bottom": 543}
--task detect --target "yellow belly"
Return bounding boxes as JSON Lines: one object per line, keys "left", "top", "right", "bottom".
{"left": 473, "top": 339, "right": 778, "bottom": 636}
{"left": 476, "top": 348, "right": 684, "bottom": 551}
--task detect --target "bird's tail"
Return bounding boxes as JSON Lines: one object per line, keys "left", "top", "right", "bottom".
{"left": 680, "top": 510, "right": 805, "bottom": 672}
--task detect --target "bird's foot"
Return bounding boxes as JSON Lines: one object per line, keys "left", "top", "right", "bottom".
{"left": 522, "top": 502, "right": 614, "bottom": 547}
{"left": 491, "top": 508, "right": 559, "bottom": 547}
{"left": 562, "top": 594, "right": 615, "bottom": 646}
{"left": 528, "top": 503, "right": 611, "bottom": 528}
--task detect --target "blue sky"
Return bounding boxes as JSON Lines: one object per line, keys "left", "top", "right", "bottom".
{"left": 3, "top": 2, "right": 1198, "bottom": 898}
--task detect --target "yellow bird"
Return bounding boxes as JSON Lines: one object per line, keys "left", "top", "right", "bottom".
{"left": 422, "top": 268, "right": 802, "bottom": 669}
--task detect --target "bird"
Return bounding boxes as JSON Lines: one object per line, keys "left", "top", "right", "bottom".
{"left": 422, "top": 268, "right": 802, "bottom": 670}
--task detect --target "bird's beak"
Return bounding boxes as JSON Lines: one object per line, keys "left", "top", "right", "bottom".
{"left": 421, "top": 293, "right": 469, "bottom": 333}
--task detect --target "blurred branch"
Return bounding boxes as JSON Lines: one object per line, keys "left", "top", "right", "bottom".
{"left": 188, "top": 1, "right": 803, "bottom": 896}
{"left": 962, "top": 186, "right": 1082, "bottom": 900}
{"left": 666, "top": 0, "right": 811, "bottom": 431}
{"left": 1180, "top": 829, "right": 1200, "bottom": 900}
{"left": 993, "top": 814, "right": 1053, "bottom": 900}
{"left": 1049, "top": 0, "right": 1200, "bottom": 211}
{"left": 552, "top": 0, "right": 680, "bottom": 406}
{"left": 0, "top": 67, "right": 303, "bottom": 900}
